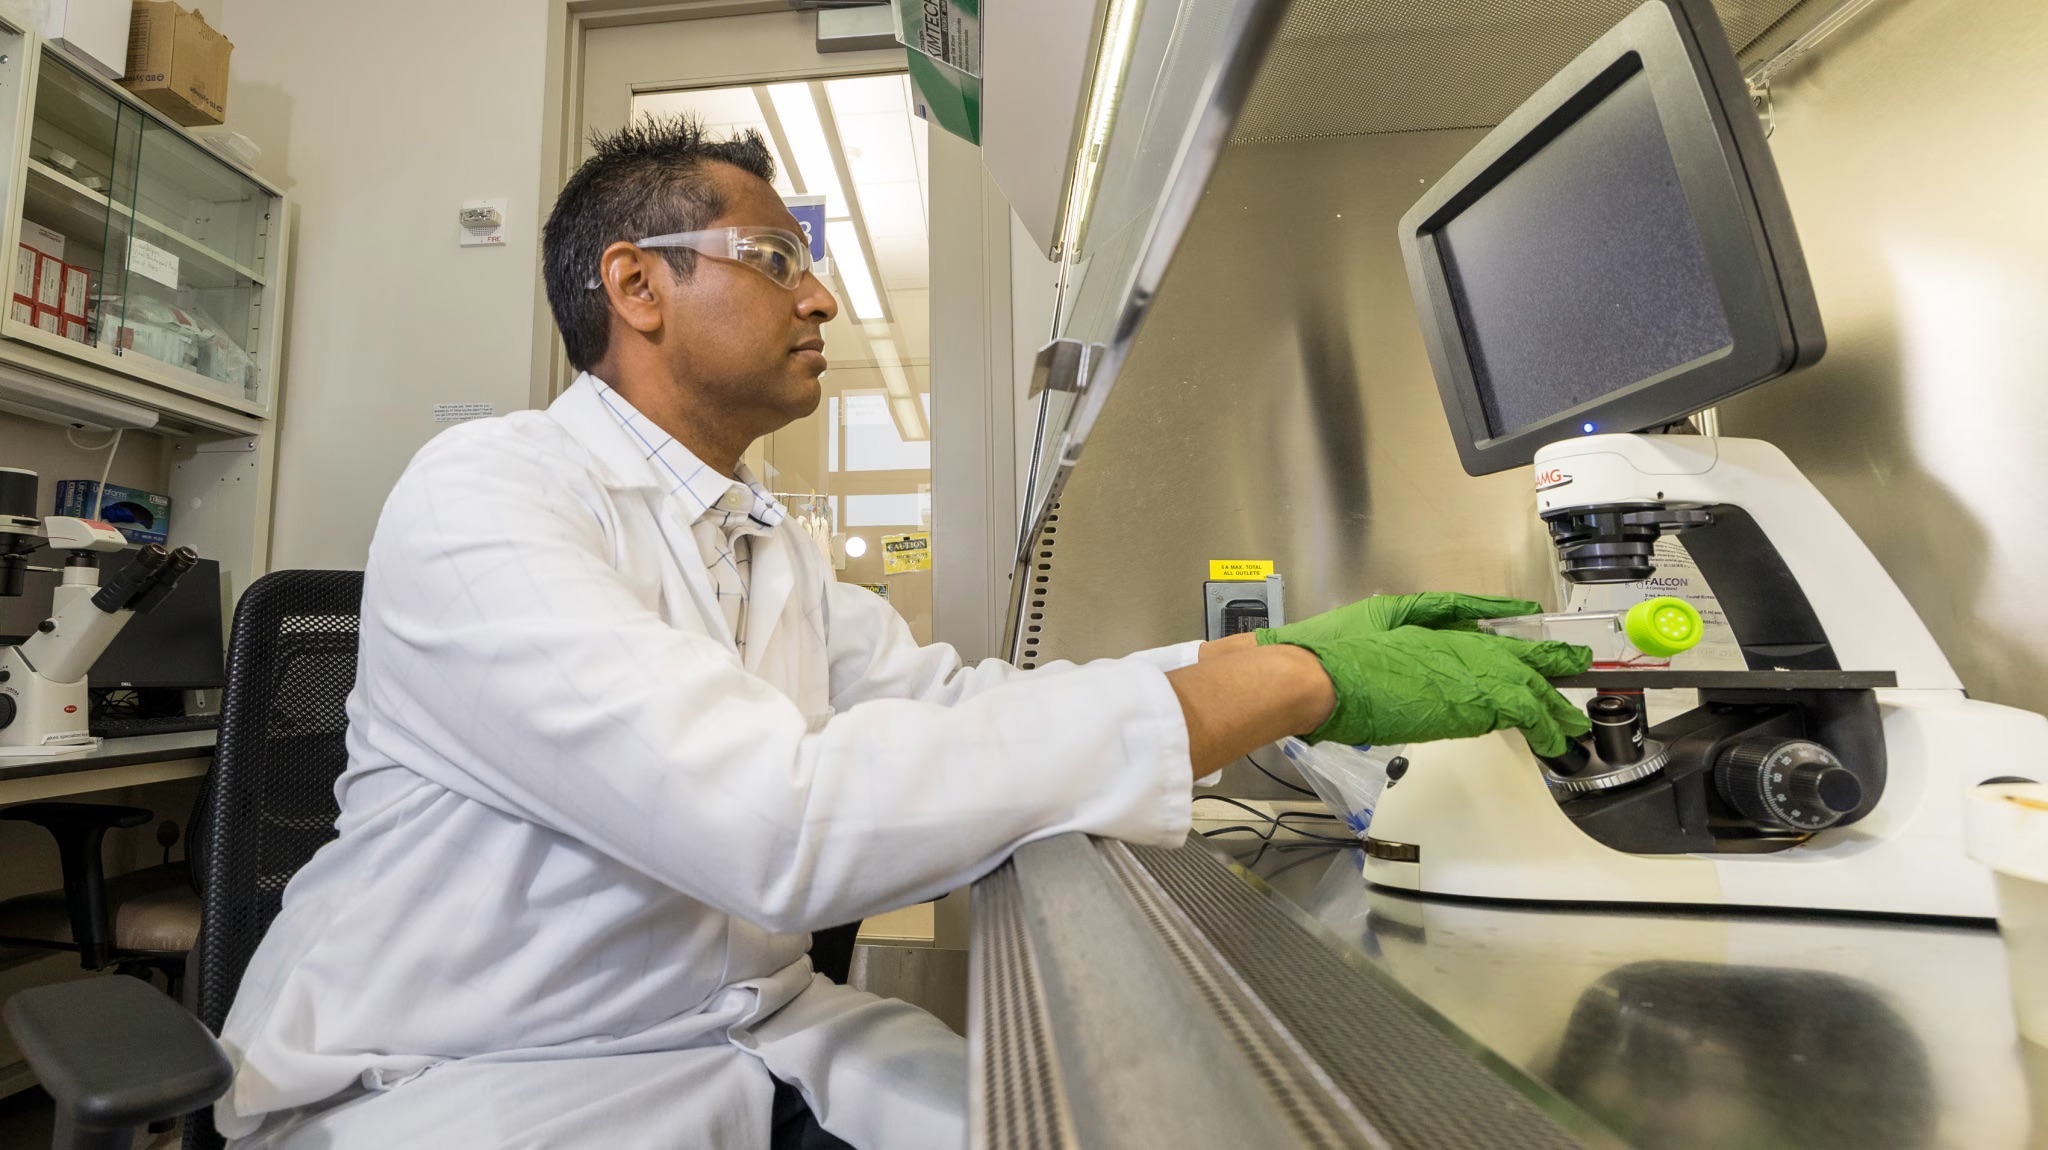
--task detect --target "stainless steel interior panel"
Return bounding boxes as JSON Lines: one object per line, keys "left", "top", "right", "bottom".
{"left": 1036, "top": 0, "right": 2048, "bottom": 727}
{"left": 1232, "top": 0, "right": 1810, "bottom": 143}
{"left": 1034, "top": 128, "right": 1556, "bottom": 664}
{"left": 1712, "top": 0, "right": 2048, "bottom": 717}
{"left": 1021, "top": 0, "right": 1293, "bottom": 544}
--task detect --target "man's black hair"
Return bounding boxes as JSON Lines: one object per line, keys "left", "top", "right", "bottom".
{"left": 542, "top": 116, "right": 777, "bottom": 372}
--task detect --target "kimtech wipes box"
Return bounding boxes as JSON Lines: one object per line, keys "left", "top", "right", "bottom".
{"left": 122, "top": 2, "right": 232, "bottom": 126}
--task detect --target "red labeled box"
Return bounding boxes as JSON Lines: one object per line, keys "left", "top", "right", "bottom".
{"left": 33, "top": 306, "right": 61, "bottom": 335}
{"left": 10, "top": 296, "right": 34, "bottom": 326}
{"left": 32, "top": 253, "right": 62, "bottom": 310}
{"left": 60, "top": 264, "right": 89, "bottom": 321}
{"left": 13, "top": 246, "right": 35, "bottom": 300}
{"left": 62, "top": 317, "right": 88, "bottom": 345}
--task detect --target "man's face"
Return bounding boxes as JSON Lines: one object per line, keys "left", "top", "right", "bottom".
{"left": 657, "top": 164, "right": 839, "bottom": 428}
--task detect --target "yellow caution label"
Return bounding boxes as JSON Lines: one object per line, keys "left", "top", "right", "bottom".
{"left": 882, "top": 532, "right": 932, "bottom": 574}
{"left": 1208, "top": 559, "right": 1274, "bottom": 581}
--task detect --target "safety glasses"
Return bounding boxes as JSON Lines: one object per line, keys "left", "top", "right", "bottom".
{"left": 585, "top": 226, "right": 814, "bottom": 292}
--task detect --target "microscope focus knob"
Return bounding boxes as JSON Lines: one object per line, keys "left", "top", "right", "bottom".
{"left": 0, "top": 694, "right": 14, "bottom": 729}
{"left": 1714, "top": 738, "right": 1863, "bottom": 833}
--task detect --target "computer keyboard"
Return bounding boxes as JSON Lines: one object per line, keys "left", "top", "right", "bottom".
{"left": 89, "top": 713, "right": 221, "bottom": 738}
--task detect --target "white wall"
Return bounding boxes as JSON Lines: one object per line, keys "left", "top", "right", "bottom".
{"left": 214, "top": 0, "right": 551, "bottom": 569}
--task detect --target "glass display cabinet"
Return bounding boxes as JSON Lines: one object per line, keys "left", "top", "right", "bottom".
{"left": 5, "top": 45, "right": 284, "bottom": 416}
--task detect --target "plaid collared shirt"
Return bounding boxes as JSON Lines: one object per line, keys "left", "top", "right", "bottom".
{"left": 592, "top": 379, "right": 785, "bottom": 652}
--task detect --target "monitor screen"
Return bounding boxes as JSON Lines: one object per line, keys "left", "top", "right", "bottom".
{"left": 1398, "top": 0, "right": 1825, "bottom": 476}
{"left": 91, "top": 557, "right": 225, "bottom": 690}
{"left": 1437, "top": 66, "right": 1733, "bottom": 439}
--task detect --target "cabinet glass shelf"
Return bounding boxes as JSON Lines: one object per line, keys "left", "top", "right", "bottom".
{"left": 7, "top": 48, "right": 281, "bottom": 412}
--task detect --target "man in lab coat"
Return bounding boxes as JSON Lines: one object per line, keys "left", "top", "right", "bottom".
{"left": 214, "top": 119, "right": 1588, "bottom": 1149}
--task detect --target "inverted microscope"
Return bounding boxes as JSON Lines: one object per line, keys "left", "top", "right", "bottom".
{"left": 0, "top": 466, "right": 198, "bottom": 753}
{"left": 1362, "top": 0, "right": 2047, "bottom": 918}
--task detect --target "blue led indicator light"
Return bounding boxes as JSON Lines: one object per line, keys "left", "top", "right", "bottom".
{"left": 1582, "top": 422, "right": 1596, "bottom": 433}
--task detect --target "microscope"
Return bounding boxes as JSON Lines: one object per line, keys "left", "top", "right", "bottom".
{"left": 0, "top": 466, "right": 198, "bottom": 754}
{"left": 1362, "top": 435, "right": 2048, "bottom": 918}
{"left": 1367, "top": 0, "right": 2048, "bottom": 918}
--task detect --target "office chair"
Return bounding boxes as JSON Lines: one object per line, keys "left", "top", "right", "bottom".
{"left": 3, "top": 569, "right": 363, "bottom": 1150}
{"left": 0, "top": 800, "right": 198, "bottom": 985}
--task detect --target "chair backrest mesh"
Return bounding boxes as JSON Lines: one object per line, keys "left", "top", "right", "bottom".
{"left": 187, "top": 569, "right": 362, "bottom": 1150}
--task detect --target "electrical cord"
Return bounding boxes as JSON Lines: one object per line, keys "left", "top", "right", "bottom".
{"left": 1201, "top": 824, "right": 1359, "bottom": 845}
{"left": 1221, "top": 838, "right": 1354, "bottom": 877}
{"left": 65, "top": 427, "right": 120, "bottom": 452}
{"left": 1195, "top": 796, "right": 1355, "bottom": 845}
{"left": 1246, "top": 754, "right": 1317, "bottom": 797}
{"left": 90, "top": 428, "right": 123, "bottom": 518}
{"left": 1197, "top": 795, "right": 1337, "bottom": 824}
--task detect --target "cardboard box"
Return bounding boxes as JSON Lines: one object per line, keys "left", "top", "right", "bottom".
{"left": 44, "top": 0, "right": 134, "bottom": 80}
{"left": 10, "top": 297, "right": 34, "bottom": 326}
{"left": 20, "top": 224, "right": 65, "bottom": 261}
{"left": 33, "top": 255, "right": 63, "bottom": 310}
{"left": 63, "top": 317, "right": 90, "bottom": 345}
{"left": 53, "top": 480, "right": 170, "bottom": 545}
{"left": 122, "top": 2, "right": 231, "bottom": 126}
{"left": 60, "top": 265, "right": 90, "bottom": 320}
{"left": 13, "top": 247, "right": 35, "bottom": 300}
{"left": 33, "top": 307, "right": 62, "bottom": 335}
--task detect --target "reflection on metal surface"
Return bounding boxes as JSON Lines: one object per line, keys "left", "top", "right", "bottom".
{"left": 1713, "top": 0, "right": 2048, "bottom": 718}
{"left": 1035, "top": 128, "right": 1553, "bottom": 666}
{"left": 1016, "top": 0, "right": 1295, "bottom": 584}
{"left": 1220, "top": 842, "right": 2038, "bottom": 1149}
{"left": 1551, "top": 962, "right": 1933, "bottom": 1149}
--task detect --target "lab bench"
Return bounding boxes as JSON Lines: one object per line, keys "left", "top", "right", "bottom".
{"left": 0, "top": 730, "right": 214, "bottom": 804}
{"left": 971, "top": 831, "right": 2042, "bottom": 1149}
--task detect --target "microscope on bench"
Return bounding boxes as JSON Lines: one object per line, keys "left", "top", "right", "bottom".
{"left": 0, "top": 466, "right": 198, "bottom": 754}
{"left": 1365, "top": 0, "right": 2048, "bottom": 919}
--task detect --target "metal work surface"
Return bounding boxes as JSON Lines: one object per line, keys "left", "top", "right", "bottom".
{"left": 1217, "top": 840, "right": 2047, "bottom": 1148}
{"left": 971, "top": 833, "right": 1604, "bottom": 1148}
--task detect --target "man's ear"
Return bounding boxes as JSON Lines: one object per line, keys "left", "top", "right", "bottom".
{"left": 599, "top": 242, "right": 669, "bottom": 336}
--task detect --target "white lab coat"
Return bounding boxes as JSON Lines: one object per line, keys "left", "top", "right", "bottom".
{"left": 217, "top": 376, "right": 1200, "bottom": 1149}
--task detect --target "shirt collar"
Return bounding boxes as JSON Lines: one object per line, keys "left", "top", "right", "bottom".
{"left": 583, "top": 374, "right": 785, "bottom": 530}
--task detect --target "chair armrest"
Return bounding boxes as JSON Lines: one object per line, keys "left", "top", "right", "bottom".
{"left": 3, "top": 976, "right": 231, "bottom": 1147}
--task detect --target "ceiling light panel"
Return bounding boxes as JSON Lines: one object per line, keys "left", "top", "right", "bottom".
{"left": 767, "top": 83, "right": 848, "bottom": 215}
{"left": 826, "top": 219, "right": 885, "bottom": 320}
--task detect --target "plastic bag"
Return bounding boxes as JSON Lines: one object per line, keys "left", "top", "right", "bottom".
{"left": 103, "top": 292, "right": 257, "bottom": 394}
{"left": 1279, "top": 737, "right": 1406, "bottom": 840}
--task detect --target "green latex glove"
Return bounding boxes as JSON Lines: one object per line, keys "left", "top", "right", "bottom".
{"left": 1266, "top": 592, "right": 1542, "bottom": 648}
{"left": 1258, "top": 625, "right": 1594, "bottom": 756}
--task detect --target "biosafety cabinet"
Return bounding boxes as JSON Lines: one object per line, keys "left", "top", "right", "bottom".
{"left": 975, "top": 0, "right": 2048, "bottom": 1146}
{"left": 0, "top": 18, "right": 288, "bottom": 596}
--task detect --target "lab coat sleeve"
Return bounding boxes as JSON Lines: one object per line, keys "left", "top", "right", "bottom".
{"left": 823, "top": 579, "right": 1203, "bottom": 708}
{"left": 359, "top": 426, "right": 1196, "bottom": 935}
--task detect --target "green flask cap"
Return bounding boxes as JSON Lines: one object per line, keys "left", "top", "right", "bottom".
{"left": 1624, "top": 596, "right": 1704, "bottom": 658}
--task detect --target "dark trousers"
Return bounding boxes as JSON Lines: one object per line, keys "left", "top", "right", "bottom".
{"left": 772, "top": 1078, "right": 855, "bottom": 1150}
{"left": 771, "top": 922, "right": 863, "bottom": 1148}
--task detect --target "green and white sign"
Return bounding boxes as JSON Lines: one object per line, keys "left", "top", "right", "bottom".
{"left": 892, "top": 0, "right": 981, "bottom": 145}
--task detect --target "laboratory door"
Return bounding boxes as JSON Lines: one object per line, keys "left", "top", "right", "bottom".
{"left": 579, "top": 13, "right": 941, "bottom": 642}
